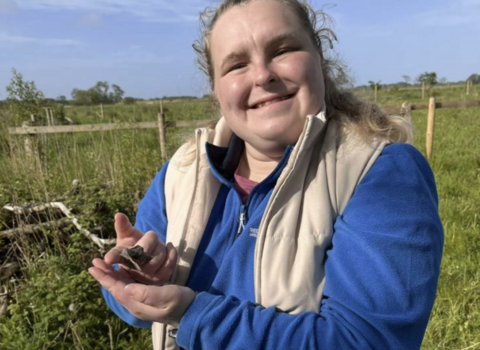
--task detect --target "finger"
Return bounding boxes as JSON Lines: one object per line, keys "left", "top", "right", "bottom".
{"left": 124, "top": 284, "right": 167, "bottom": 306}
{"left": 123, "top": 285, "right": 195, "bottom": 325}
{"left": 122, "top": 284, "right": 174, "bottom": 322}
{"left": 154, "top": 243, "right": 178, "bottom": 284}
{"left": 88, "top": 266, "right": 127, "bottom": 298}
{"left": 104, "top": 246, "right": 127, "bottom": 266}
{"left": 114, "top": 213, "right": 143, "bottom": 243}
{"left": 91, "top": 259, "right": 136, "bottom": 284}
{"left": 137, "top": 231, "right": 164, "bottom": 259}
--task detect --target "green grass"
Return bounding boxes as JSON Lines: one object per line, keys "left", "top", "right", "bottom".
{"left": 0, "top": 95, "right": 479, "bottom": 349}
{"left": 413, "top": 106, "right": 480, "bottom": 349}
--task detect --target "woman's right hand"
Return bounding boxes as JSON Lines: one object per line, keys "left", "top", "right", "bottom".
{"left": 95, "top": 212, "right": 177, "bottom": 286}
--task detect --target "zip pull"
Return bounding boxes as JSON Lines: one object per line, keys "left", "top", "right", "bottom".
{"left": 237, "top": 205, "right": 246, "bottom": 237}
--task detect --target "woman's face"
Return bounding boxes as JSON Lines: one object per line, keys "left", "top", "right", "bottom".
{"left": 210, "top": 0, "right": 325, "bottom": 155}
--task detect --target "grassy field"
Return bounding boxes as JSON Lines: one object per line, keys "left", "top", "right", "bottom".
{"left": 0, "top": 85, "right": 479, "bottom": 349}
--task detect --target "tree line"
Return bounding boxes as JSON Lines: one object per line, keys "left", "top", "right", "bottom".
{"left": 363, "top": 72, "right": 480, "bottom": 91}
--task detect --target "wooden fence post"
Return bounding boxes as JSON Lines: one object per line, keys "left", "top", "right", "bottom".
{"left": 402, "top": 102, "right": 412, "bottom": 123}
{"left": 157, "top": 100, "right": 168, "bottom": 163}
{"left": 22, "top": 122, "right": 35, "bottom": 159}
{"left": 100, "top": 104, "right": 105, "bottom": 119}
{"left": 466, "top": 80, "right": 470, "bottom": 96}
{"left": 426, "top": 97, "right": 436, "bottom": 161}
{"left": 422, "top": 81, "right": 425, "bottom": 99}
{"left": 49, "top": 108, "right": 55, "bottom": 126}
{"left": 374, "top": 84, "right": 378, "bottom": 103}
{"left": 45, "top": 108, "right": 51, "bottom": 126}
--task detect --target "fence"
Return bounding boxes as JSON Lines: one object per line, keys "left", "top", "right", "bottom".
{"left": 8, "top": 100, "right": 480, "bottom": 162}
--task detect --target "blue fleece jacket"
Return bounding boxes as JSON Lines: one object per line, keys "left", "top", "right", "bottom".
{"left": 102, "top": 142, "right": 443, "bottom": 350}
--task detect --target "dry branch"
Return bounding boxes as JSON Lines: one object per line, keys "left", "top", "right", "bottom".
{"left": 2, "top": 202, "right": 116, "bottom": 250}
{"left": 0, "top": 218, "right": 73, "bottom": 239}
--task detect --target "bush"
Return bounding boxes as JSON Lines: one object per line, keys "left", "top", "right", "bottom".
{"left": 0, "top": 233, "right": 151, "bottom": 349}
{"left": 123, "top": 97, "right": 136, "bottom": 105}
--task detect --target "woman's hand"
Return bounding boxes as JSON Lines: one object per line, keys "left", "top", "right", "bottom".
{"left": 89, "top": 259, "right": 195, "bottom": 327}
{"left": 103, "top": 213, "right": 177, "bottom": 286}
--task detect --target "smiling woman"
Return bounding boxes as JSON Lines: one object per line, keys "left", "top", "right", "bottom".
{"left": 89, "top": 1, "right": 443, "bottom": 349}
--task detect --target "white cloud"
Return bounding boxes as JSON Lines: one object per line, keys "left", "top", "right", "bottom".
{"left": 12, "top": 46, "right": 176, "bottom": 71}
{"left": 0, "top": 31, "right": 84, "bottom": 46}
{"left": 0, "top": 0, "right": 18, "bottom": 14}
{"left": 416, "top": 0, "right": 480, "bottom": 27}
{"left": 80, "top": 12, "right": 102, "bottom": 26}
{"left": 15, "top": 0, "right": 210, "bottom": 22}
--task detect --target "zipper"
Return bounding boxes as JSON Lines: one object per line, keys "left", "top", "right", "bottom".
{"left": 236, "top": 204, "right": 246, "bottom": 237}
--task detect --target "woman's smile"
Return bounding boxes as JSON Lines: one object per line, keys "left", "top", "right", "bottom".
{"left": 248, "top": 93, "right": 295, "bottom": 109}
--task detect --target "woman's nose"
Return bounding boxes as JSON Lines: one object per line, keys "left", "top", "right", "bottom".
{"left": 252, "top": 62, "right": 277, "bottom": 87}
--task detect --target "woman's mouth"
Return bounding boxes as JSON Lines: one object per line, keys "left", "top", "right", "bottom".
{"left": 250, "top": 94, "right": 294, "bottom": 109}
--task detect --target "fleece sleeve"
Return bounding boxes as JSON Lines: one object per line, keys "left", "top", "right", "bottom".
{"left": 176, "top": 144, "right": 444, "bottom": 350}
{"left": 101, "top": 161, "right": 170, "bottom": 329}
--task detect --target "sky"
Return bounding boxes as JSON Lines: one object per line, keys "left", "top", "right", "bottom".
{"left": 0, "top": 0, "right": 479, "bottom": 99}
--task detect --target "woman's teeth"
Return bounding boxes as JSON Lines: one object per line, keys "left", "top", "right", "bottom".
{"left": 254, "top": 95, "right": 291, "bottom": 109}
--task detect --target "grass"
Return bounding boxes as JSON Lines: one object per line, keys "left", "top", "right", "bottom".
{"left": 0, "top": 89, "right": 479, "bottom": 349}
{"left": 414, "top": 106, "right": 480, "bottom": 349}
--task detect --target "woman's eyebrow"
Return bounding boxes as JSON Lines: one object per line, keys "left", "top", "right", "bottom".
{"left": 220, "top": 51, "right": 248, "bottom": 71}
{"left": 264, "top": 33, "right": 299, "bottom": 50}
{"left": 219, "top": 33, "right": 299, "bottom": 71}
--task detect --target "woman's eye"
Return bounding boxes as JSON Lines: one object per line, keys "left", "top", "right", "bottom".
{"left": 228, "top": 63, "right": 246, "bottom": 72}
{"left": 276, "top": 48, "right": 294, "bottom": 56}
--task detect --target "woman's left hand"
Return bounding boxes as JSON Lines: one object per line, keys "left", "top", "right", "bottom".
{"left": 89, "top": 259, "right": 195, "bottom": 327}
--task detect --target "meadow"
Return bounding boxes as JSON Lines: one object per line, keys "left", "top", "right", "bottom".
{"left": 0, "top": 84, "right": 479, "bottom": 349}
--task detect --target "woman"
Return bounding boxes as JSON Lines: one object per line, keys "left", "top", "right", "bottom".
{"left": 89, "top": 0, "right": 443, "bottom": 349}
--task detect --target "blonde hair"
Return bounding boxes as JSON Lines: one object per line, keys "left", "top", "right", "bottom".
{"left": 191, "top": 0, "right": 413, "bottom": 146}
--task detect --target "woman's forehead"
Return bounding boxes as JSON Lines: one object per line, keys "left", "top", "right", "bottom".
{"left": 210, "top": 1, "right": 304, "bottom": 54}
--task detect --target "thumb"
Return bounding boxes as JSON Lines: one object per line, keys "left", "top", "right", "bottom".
{"left": 124, "top": 283, "right": 160, "bottom": 306}
{"left": 114, "top": 212, "right": 143, "bottom": 243}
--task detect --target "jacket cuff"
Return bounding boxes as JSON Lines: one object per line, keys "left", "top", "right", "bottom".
{"left": 176, "top": 292, "right": 222, "bottom": 349}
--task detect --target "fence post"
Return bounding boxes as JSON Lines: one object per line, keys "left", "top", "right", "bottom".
{"left": 422, "top": 81, "right": 425, "bottom": 99}
{"left": 374, "top": 84, "right": 378, "bottom": 103}
{"left": 426, "top": 97, "right": 436, "bottom": 161}
{"left": 49, "top": 108, "right": 55, "bottom": 126}
{"left": 157, "top": 100, "right": 168, "bottom": 163}
{"left": 22, "top": 122, "right": 35, "bottom": 159}
{"left": 402, "top": 102, "right": 412, "bottom": 123}
{"left": 45, "top": 108, "right": 51, "bottom": 126}
{"left": 100, "top": 104, "right": 105, "bottom": 119}
{"left": 466, "top": 80, "right": 470, "bottom": 96}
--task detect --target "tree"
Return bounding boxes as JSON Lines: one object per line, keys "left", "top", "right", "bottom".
{"left": 467, "top": 74, "right": 480, "bottom": 84}
{"left": 401, "top": 75, "right": 411, "bottom": 85}
{"left": 56, "top": 95, "right": 68, "bottom": 105}
{"left": 71, "top": 81, "right": 125, "bottom": 105}
{"left": 71, "top": 88, "right": 92, "bottom": 105}
{"left": 439, "top": 77, "right": 448, "bottom": 85}
{"left": 416, "top": 72, "right": 437, "bottom": 86}
{"left": 110, "top": 84, "right": 125, "bottom": 103}
{"left": 368, "top": 80, "right": 382, "bottom": 90}
{"left": 5, "top": 68, "right": 45, "bottom": 123}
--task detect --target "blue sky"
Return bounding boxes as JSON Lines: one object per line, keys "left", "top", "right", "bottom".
{"left": 0, "top": 0, "right": 479, "bottom": 99}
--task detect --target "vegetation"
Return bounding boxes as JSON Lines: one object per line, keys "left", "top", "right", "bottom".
{"left": 417, "top": 72, "right": 438, "bottom": 86}
{"left": 71, "top": 81, "right": 125, "bottom": 106}
{"left": 5, "top": 68, "right": 45, "bottom": 124}
{"left": 0, "top": 84, "right": 479, "bottom": 349}
{"left": 468, "top": 74, "right": 480, "bottom": 85}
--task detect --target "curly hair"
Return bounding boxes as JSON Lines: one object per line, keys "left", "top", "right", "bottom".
{"left": 191, "top": 0, "right": 412, "bottom": 147}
